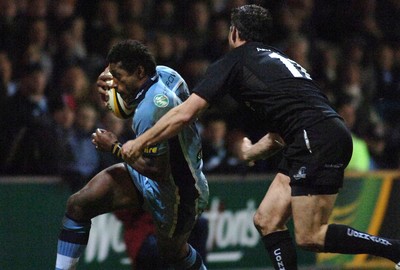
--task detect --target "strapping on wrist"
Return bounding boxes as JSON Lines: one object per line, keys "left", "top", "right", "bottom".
{"left": 111, "top": 141, "right": 122, "bottom": 159}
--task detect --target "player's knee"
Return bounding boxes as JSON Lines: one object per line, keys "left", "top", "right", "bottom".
{"left": 65, "top": 193, "right": 88, "bottom": 220}
{"left": 253, "top": 210, "right": 271, "bottom": 234}
{"left": 253, "top": 210, "right": 280, "bottom": 235}
{"left": 253, "top": 210, "right": 262, "bottom": 230}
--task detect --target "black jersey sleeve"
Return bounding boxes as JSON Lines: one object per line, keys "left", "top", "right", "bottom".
{"left": 192, "top": 50, "right": 241, "bottom": 104}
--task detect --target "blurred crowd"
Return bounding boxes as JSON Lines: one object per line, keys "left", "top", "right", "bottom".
{"left": 0, "top": 0, "right": 400, "bottom": 189}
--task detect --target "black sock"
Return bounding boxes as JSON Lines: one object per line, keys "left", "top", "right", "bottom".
{"left": 324, "top": 224, "right": 400, "bottom": 262}
{"left": 262, "top": 230, "right": 298, "bottom": 270}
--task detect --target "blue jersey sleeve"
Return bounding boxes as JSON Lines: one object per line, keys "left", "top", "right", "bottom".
{"left": 157, "top": 65, "right": 190, "bottom": 101}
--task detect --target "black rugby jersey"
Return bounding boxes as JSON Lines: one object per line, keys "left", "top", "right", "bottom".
{"left": 192, "top": 41, "right": 340, "bottom": 142}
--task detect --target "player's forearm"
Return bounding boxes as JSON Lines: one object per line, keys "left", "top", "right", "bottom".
{"left": 142, "top": 94, "right": 208, "bottom": 150}
{"left": 243, "top": 133, "right": 285, "bottom": 161}
{"left": 145, "top": 107, "right": 192, "bottom": 147}
{"left": 138, "top": 97, "right": 206, "bottom": 155}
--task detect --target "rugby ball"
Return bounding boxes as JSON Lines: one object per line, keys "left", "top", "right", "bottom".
{"left": 106, "top": 87, "right": 135, "bottom": 119}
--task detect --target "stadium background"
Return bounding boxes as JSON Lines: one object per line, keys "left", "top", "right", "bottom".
{"left": 1, "top": 0, "right": 400, "bottom": 269}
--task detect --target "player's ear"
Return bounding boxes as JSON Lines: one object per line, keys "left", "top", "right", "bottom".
{"left": 228, "top": 25, "right": 235, "bottom": 45}
{"left": 231, "top": 26, "right": 238, "bottom": 43}
{"left": 136, "top": 65, "right": 146, "bottom": 79}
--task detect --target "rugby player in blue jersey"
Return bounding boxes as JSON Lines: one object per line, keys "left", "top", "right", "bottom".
{"left": 113, "top": 5, "right": 400, "bottom": 270}
{"left": 55, "top": 40, "right": 208, "bottom": 270}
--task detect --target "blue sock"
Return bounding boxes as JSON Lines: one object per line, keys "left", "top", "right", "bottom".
{"left": 172, "top": 244, "right": 207, "bottom": 270}
{"left": 55, "top": 215, "right": 91, "bottom": 270}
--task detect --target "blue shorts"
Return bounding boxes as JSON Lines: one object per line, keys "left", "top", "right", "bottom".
{"left": 125, "top": 164, "right": 201, "bottom": 238}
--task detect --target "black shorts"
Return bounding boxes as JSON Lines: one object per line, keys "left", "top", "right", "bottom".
{"left": 278, "top": 117, "right": 353, "bottom": 196}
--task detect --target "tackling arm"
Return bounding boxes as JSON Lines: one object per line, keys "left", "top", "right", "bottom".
{"left": 121, "top": 93, "right": 209, "bottom": 163}
{"left": 92, "top": 129, "right": 171, "bottom": 182}
{"left": 240, "top": 133, "right": 285, "bottom": 163}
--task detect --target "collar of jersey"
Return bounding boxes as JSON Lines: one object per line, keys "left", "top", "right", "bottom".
{"left": 128, "top": 73, "right": 159, "bottom": 108}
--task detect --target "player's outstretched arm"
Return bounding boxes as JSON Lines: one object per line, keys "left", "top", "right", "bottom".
{"left": 121, "top": 93, "right": 209, "bottom": 164}
{"left": 240, "top": 133, "right": 285, "bottom": 163}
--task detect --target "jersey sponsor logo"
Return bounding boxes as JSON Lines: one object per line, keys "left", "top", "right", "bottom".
{"left": 293, "top": 166, "right": 307, "bottom": 180}
{"left": 143, "top": 146, "right": 158, "bottom": 154}
{"left": 153, "top": 94, "right": 169, "bottom": 107}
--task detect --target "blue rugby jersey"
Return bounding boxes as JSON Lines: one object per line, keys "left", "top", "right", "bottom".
{"left": 128, "top": 66, "right": 208, "bottom": 212}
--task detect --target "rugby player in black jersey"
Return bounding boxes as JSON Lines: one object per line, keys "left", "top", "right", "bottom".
{"left": 98, "top": 4, "right": 400, "bottom": 270}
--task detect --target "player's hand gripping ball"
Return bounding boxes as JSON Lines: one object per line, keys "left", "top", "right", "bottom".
{"left": 105, "top": 80, "right": 134, "bottom": 119}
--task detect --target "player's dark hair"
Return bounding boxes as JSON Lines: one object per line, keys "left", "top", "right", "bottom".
{"left": 231, "top": 4, "right": 272, "bottom": 43}
{"left": 107, "top": 39, "right": 156, "bottom": 75}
